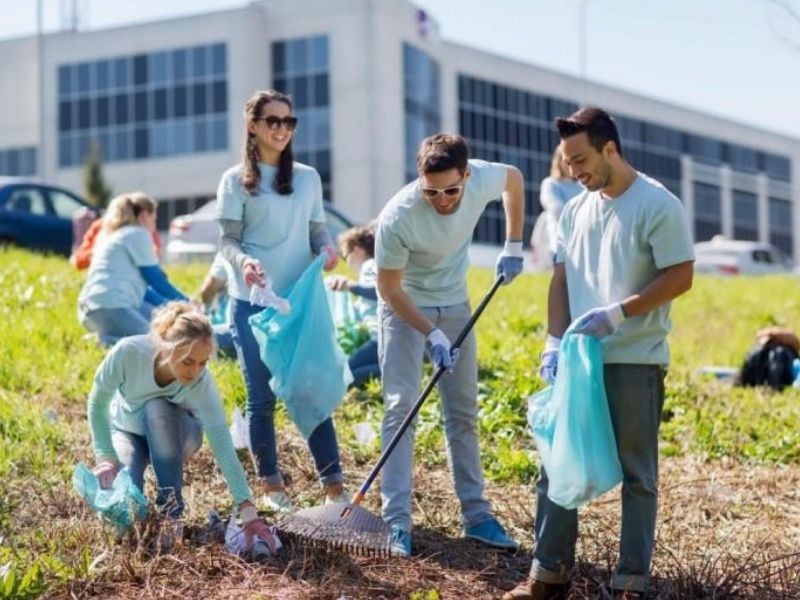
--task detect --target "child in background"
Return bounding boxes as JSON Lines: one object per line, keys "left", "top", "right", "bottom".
{"left": 327, "top": 222, "right": 380, "bottom": 388}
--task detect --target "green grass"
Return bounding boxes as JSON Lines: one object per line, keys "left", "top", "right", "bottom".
{"left": 1, "top": 247, "right": 799, "bottom": 597}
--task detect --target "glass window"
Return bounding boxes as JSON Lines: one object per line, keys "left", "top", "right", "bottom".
{"left": 173, "top": 48, "right": 187, "bottom": 81}
{"left": 59, "top": 101, "right": 72, "bottom": 132}
{"left": 763, "top": 153, "right": 791, "bottom": 182}
{"left": 212, "top": 116, "right": 227, "bottom": 150}
{"left": 287, "top": 39, "right": 307, "bottom": 73}
{"left": 212, "top": 80, "right": 227, "bottom": 113}
{"left": 133, "top": 55, "right": 148, "bottom": 86}
{"left": 173, "top": 120, "right": 190, "bottom": 154}
{"left": 732, "top": 189, "right": 758, "bottom": 240}
{"left": 154, "top": 88, "right": 168, "bottom": 120}
{"left": 192, "top": 82, "right": 207, "bottom": 115}
{"left": 7, "top": 188, "right": 48, "bottom": 215}
{"left": 272, "top": 42, "right": 285, "bottom": 76}
{"left": 134, "top": 90, "right": 148, "bottom": 122}
{"left": 48, "top": 189, "right": 84, "bottom": 218}
{"left": 77, "top": 98, "right": 91, "bottom": 129}
{"left": 313, "top": 73, "right": 329, "bottom": 107}
{"left": 149, "top": 52, "right": 168, "bottom": 84}
{"left": 134, "top": 128, "right": 148, "bottom": 159}
{"left": 310, "top": 36, "right": 328, "bottom": 72}
{"left": 769, "top": 197, "right": 793, "bottom": 256}
{"left": 729, "top": 144, "right": 759, "bottom": 173}
{"left": 174, "top": 85, "right": 188, "bottom": 118}
{"left": 150, "top": 122, "right": 170, "bottom": 157}
{"left": 114, "top": 93, "right": 129, "bottom": 125}
{"left": 113, "top": 130, "right": 130, "bottom": 161}
{"left": 113, "top": 57, "right": 129, "bottom": 88}
{"left": 6, "top": 150, "right": 19, "bottom": 175}
{"left": 694, "top": 181, "right": 722, "bottom": 241}
{"left": 77, "top": 62, "right": 91, "bottom": 93}
{"left": 96, "top": 60, "right": 110, "bottom": 90}
{"left": 211, "top": 43, "right": 226, "bottom": 75}
{"left": 59, "top": 136, "right": 73, "bottom": 167}
{"left": 21, "top": 148, "right": 36, "bottom": 175}
{"left": 193, "top": 119, "right": 208, "bottom": 152}
{"left": 192, "top": 46, "right": 207, "bottom": 78}
{"left": 687, "top": 134, "right": 723, "bottom": 164}
{"left": 96, "top": 96, "right": 110, "bottom": 127}
{"left": 77, "top": 134, "right": 91, "bottom": 164}
{"left": 58, "top": 65, "right": 72, "bottom": 97}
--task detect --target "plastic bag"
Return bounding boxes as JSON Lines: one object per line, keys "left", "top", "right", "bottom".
{"left": 73, "top": 463, "right": 148, "bottom": 534}
{"left": 249, "top": 255, "right": 351, "bottom": 439}
{"left": 249, "top": 277, "right": 291, "bottom": 314}
{"left": 224, "top": 513, "right": 282, "bottom": 560}
{"left": 527, "top": 330, "right": 623, "bottom": 509}
{"left": 229, "top": 407, "right": 249, "bottom": 450}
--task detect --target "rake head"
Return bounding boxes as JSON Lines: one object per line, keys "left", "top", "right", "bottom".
{"left": 277, "top": 503, "right": 393, "bottom": 557}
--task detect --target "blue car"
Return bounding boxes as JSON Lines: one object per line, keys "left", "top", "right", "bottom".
{"left": 0, "top": 177, "right": 94, "bottom": 256}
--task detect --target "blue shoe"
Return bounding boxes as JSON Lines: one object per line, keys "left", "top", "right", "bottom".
{"left": 389, "top": 525, "right": 411, "bottom": 557}
{"left": 464, "top": 517, "right": 518, "bottom": 550}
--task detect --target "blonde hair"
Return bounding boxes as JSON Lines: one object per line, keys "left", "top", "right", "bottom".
{"left": 549, "top": 148, "right": 574, "bottom": 181}
{"left": 103, "top": 192, "right": 157, "bottom": 232}
{"left": 150, "top": 301, "right": 215, "bottom": 363}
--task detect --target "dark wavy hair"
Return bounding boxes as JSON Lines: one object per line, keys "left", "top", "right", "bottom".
{"left": 240, "top": 90, "right": 294, "bottom": 195}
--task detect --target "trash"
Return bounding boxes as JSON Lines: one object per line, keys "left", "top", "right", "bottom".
{"left": 72, "top": 463, "right": 148, "bottom": 535}
{"left": 229, "top": 407, "right": 249, "bottom": 450}
{"left": 353, "top": 422, "right": 376, "bottom": 446}
{"left": 527, "top": 329, "right": 623, "bottom": 509}
{"left": 698, "top": 366, "right": 739, "bottom": 383}
{"left": 43, "top": 408, "right": 58, "bottom": 424}
{"left": 224, "top": 513, "right": 282, "bottom": 561}
{"left": 249, "top": 277, "right": 291, "bottom": 314}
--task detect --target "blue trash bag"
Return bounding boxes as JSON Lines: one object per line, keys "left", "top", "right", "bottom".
{"left": 73, "top": 462, "right": 148, "bottom": 534}
{"left": 527, "top": 329, "right": 623, "bottom": 509}
{"left": 249, "top": 255, "right": 351, "bottom": 439}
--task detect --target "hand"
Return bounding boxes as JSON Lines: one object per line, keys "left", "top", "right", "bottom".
{"left": 321, "top": 245, "right": 339, "bottom": 271}
{"left": 496, "top": 240, "right": 524, "bottom": 285}
{"left": 573, "top": 303, "right": 626, "bottom": 339}
{"left": 93, "top": 460, "right": 119, "bottom": 490}
{"left": 326, "top": 275, "right": 352, "bottom": 292}
{"left": 240, "top": 504, "right": 280, "bottom": 554}
{"left": 427, "top": 328, "right": 459, "bottom": 372}
{"left": 243, "top": 258, "right": 266, "bottom": 288}
{"left": 538, "top": 335, "right": 561, "bottom": 384}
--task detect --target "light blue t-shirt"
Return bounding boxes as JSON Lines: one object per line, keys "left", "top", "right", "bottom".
{"left": 216, "top": 162, "right": 325, "bottom": 300}
{"left": 540, "top": 177, "right": 584, "bottom": 254}
{"left": 87, "top": 334, "right": 251, "bottom": 504}
{"left": 78, "top": 225, "right": 158, "bottom": 314}
{"left": 356, "top": 258, "right": 378, "bottom": 338}
{"left": 376, "top": 159, "right": 508, "bottom": 307}
{"left": 555, "top": 173, "right": 695, "bottom": 365}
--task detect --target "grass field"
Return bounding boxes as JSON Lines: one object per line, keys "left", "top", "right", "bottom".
{"left": 1, "top": 247, "right": 799, "bottom": 599}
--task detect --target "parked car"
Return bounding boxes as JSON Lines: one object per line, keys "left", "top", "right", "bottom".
{"left": 165, "top": 199, "right": 354, "bottom": 263}
{"left": 694, "top": 236, "right": 794, "bottom": 276}
{"left": 0, "top": 177, "right": 94, "bottom": 256}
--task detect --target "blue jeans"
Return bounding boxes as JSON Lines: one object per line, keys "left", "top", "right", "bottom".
{"left": 349, "top": 339, "right": 380, "bottom": 388}
{"left": 111, "top": 399, "right": 203, "bottom": 518}
{"left": 213, "top": 323, "right": 237, "bottom": 358}
{"left": 378, "top": 301, "right": 492, "bottom": 532}
{"left": 530, "top": 364, "right": 666, "bottom": 592}
{"left": 231, "top": 298, "right": 343, "bottom": 487}
{"left": 79, "top": 303, "right": 152, "bottom": 347}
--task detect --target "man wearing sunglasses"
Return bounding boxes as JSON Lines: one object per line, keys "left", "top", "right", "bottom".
{"left": 375, "top": 132, "right": 525, "bottom": 557}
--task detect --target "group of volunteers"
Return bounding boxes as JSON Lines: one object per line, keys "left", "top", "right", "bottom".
{"left": 77, "top": 86, "right": 694, "bottom": 600}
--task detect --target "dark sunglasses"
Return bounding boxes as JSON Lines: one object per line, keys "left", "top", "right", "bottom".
{"left": 255, "top": 115, "right": 299, "bottom": 131}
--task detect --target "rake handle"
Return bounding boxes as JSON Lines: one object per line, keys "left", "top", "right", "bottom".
{"left": 351, "top": 275, "right": 505, "bottom": 506}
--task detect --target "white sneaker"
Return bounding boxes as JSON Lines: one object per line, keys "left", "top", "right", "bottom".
{"left": 262, "top": 491, "right": 295, "bottom": 514}
{"left": 324, "top": 490, "right": 350, "bottom": 505}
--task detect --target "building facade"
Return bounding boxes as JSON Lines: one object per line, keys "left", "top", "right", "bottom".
{"left": 1, "top": 0, "right": 798, "bottom": 257}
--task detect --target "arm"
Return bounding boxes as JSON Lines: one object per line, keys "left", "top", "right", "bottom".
{"left": 309, "top": 221, "right": 333, "bottom": 255}
{"left": 138, "top": 266, "right": 187, "bottom": 301}
{"left": 547, "top": 262, "right": 571, "bottom": 337}
{"left": 218, "top": 219, "right": 250, "bottom": 273}
{"left": 349, "top": 283, "right": 378, "bottom": 301}
{"left": 618, "top": 260, "right": 693, "bottom": 318}
{"left": 197, "top": 275, "right": 226, "bottom": 308}
{"left": 377, "top": 267, "right": 434, "bottom": 335}
{"left": 144, "top": 286, "right": 167, "bottom": 307}
{"left": 204, "top": 424, "right": 253, "bottom": 506}
{"left": 87, "top": 384, "right": 118, "bottom": 464}
{"left": 502, "top": 166, "right": 525, "bottom": 242}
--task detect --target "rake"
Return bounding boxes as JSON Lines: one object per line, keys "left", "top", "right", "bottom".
{"left": 276, "top": 275, "right": 505, "bottom": 556}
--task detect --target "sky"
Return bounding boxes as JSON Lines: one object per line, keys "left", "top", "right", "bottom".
{"left": 2, "top": 0, "right": 800, "bottom": 139}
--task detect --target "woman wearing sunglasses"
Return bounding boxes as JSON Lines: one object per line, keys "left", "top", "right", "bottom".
{"left": 215, "top": 90, "right": 346, "bottom": 513}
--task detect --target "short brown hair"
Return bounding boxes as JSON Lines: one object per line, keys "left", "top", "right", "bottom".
{"left": 555, "top": 107, "right": 623, "bottom": 158}
{"left": 416, "top": 133, "right": 469, "bottom": 175}
{"left": 338, "top": 221, "right": 376, "bottom": 259}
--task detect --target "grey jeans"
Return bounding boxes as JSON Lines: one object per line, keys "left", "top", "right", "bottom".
{"left": 377, "top": 300, "right": 492, "bottom": 532}
{"left": 530, "top": 363, "right": 666, "bottom": 592}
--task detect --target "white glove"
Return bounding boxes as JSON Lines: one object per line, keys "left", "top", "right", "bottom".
{"left": 427, "top": 328, "right": 459, "bottom": 372}
{"left": 573, "top": 303, "right": 626, "bottom": 339}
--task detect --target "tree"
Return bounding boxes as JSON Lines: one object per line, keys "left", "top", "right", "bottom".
{"left": 82, "top": 142, "right": 113, "bottom": 210}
